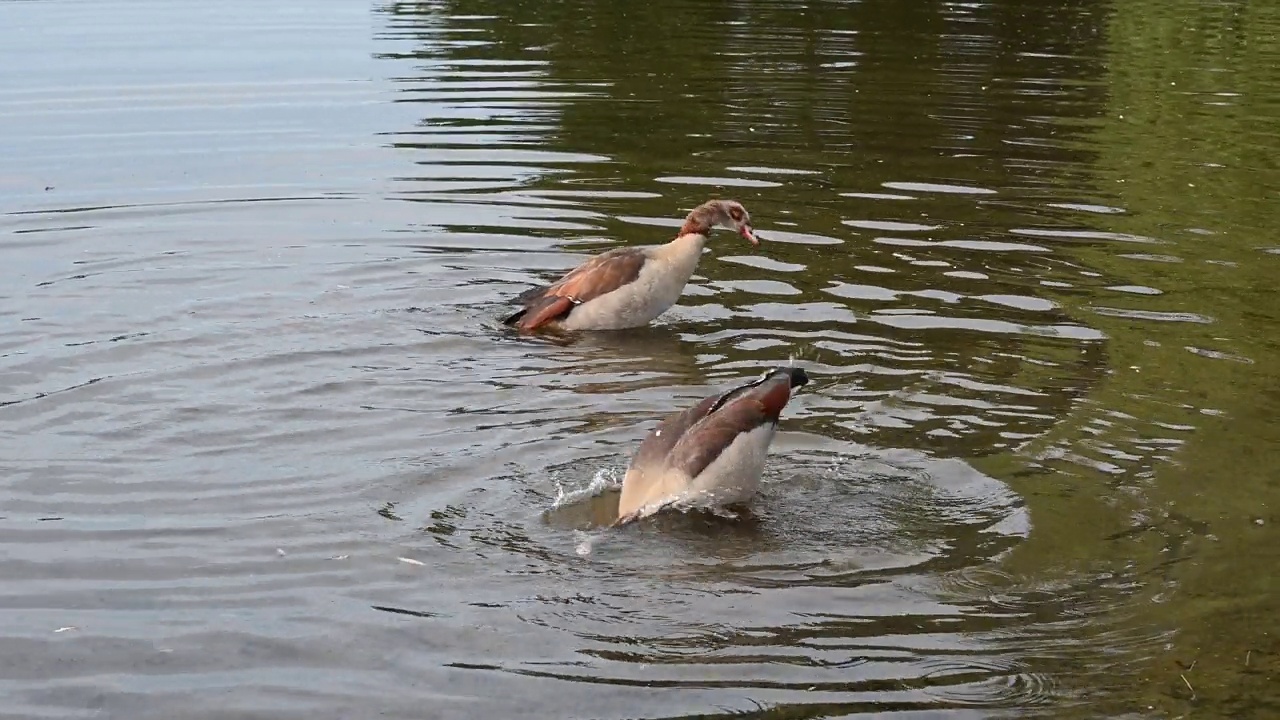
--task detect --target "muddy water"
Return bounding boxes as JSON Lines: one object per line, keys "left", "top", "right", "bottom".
{"left": 2, "top": 0, "right": 1278, "bottom": 718}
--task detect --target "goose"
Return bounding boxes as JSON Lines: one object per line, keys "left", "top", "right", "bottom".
{"left": 614, "top": 366, "right": 809, "bottom": 525}
{"left": 503, "top": 199, "right": 759, "bottom": 332}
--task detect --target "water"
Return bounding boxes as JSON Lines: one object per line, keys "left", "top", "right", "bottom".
{"left": 2, "top": 0, "right": 1278, "bottom": 718}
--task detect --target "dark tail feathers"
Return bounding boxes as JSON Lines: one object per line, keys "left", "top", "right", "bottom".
{"left": 502, "top": 307, "right": 528, "bottom": 326}
{"left": 773, "top": 366, "right": 809, "bottom": 389}
{"left": 503, "top": 284, "right": 554, "bottom": 327}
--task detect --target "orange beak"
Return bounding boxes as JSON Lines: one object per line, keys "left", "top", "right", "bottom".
{"left": 740, "top": 225, "right": 759, "bottom": 246}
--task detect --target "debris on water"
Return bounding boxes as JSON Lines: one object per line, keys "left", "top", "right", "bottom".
{"left": 398, "top": 557, "right": 425, "bottom": 566}
{"left": 55, "top": 627, "right": 77, "bottom": 633}
{"left": 276, "top": 548, "right": 286, "bottom": 557}
{"left": 330, "top": 554, "right": 350, "bottom": 560}
{"left": 574, "top": 530, "right": 598, "bottom": 557}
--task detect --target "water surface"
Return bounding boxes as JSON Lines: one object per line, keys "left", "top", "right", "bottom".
{"left": 2, "top": 0, "right": 1278, "bottom": 718}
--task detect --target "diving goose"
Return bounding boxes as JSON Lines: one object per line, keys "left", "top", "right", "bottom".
{"left": 614, "top": 367, "right": 809, "bottom": 525}
{"left": 503, "top": 199, "right": 759, "bottom": 332}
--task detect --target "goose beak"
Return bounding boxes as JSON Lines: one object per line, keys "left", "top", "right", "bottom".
{"left": 740, "top": 224, "right": 759, "bottom": 246}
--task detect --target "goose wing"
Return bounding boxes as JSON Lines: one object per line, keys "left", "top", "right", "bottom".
{"left": 664, "top": 372, "right": 796, "bottom": 480}
{"left": 505, "top": 247, "right": 652, "bottom": 331}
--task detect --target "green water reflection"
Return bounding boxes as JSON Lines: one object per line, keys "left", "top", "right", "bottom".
{"left": 995, "top": 1, "right": 1280, "bottom": 716}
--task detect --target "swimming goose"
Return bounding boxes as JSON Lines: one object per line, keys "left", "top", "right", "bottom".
{"left": 614, "top": 367, "right": 809, "bottom": 525}
{"left": 503, "top": 199, "right": 759, "bottom": 332}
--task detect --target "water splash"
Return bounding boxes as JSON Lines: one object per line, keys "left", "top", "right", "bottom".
{"left": 550, "top": 464, "right": 620, "bottom": 510}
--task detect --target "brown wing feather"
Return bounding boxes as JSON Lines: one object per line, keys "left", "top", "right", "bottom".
{"left": 507, "top": 247, "right": 651, "bottom": 331}
{"left": 617, "top": 395, "right": 719, "bottom": 517}
{"left": 626, "top": 396, "right": 719, "bottom": 474}
{"left": 549, "top": 247, "right": 649, "bottom": 299}
{"left": 665, "top": 399, "right": 772, "bottom": 480}
{"left": 665, "top": 375, "right": 794, "bottom": 480}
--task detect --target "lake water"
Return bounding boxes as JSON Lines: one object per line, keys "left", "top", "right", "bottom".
{"left": 2, "top": 0, "right": 1278, "bottom": 718}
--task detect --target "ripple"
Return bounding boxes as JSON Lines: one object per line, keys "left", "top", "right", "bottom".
{"left": 655, "top": 175, "right": 783, "bottom": 188}
{"left": 726, "top": 165, "right": 821, "bottom": 176}
{"left": 1047, "top": 201, "right": 1126, "bottom": 214}
{"left": 874, "top": 237, "right": 1053, "bottom": 253}
{"left": 421, "top": 439, "right": 1046, "bottom": 711}
{"left": 844, "top": 219, "right": 943, "bottom": 232}
{"left": 868, "top": 314, "right": 1104, "bottom": 340}
{"left": 1089, "top": 307, "right": 1215, "bottom": 323}
{"left": 824, "top": 282, "right": 900, "bottom": 302}
{"left": 1185, "top": 346, "right": 1253, "bottom": 364}
{"left": 761, "top": 228, "right": 845, "bottom": 245}
{"left": 1118, "top": 253, "right": 1183, "bottom": 263}
{"left": 719, "top": 255, "right": 806, "bottom": 272}
{"left": 519, "top": 189, "right": 663, "bottom": 200}
{"left": 977, "top": 294, "right": 1059, "bottom": 312}
{"left": 1106, "top": 285, "right": 1162, "bottom": 295}
{"left": 713, "top": 279, "right": 803, "bottom": 296}
{"left": 882, "top": 181, "right": 998, "bottom": 195}
{"left": 841, "top": 191, "right": 917, "bottom": 201}
{"left": 1012, "top": 227, "right": 1163, "bottom": 244}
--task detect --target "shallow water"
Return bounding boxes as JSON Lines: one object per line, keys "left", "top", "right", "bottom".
{"left": 2, "top": 0, "right": 1279, "bottom": 718}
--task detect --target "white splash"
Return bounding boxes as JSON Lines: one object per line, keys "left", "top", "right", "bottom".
{"left": 551, "top": 465, "right": 622, "bottom": 510}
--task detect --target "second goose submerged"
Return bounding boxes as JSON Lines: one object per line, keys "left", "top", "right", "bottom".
{"left": 615, "top": 367, "right": 809, "bottom": 525}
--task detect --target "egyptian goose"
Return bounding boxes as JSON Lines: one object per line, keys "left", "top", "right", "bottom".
{"left": 614, "top": 366, "right": 809, "bottom": 525}
{"left": 503, "top": 199, "right": 759, "bottom": 332}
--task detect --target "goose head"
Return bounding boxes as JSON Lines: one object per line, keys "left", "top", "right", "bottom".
{"left": 681, "top": 199, "right": 760, "bottom": 246}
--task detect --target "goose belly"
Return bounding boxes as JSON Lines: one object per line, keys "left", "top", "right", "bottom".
{"left": 560, "top": 260, "right": 690, "bottom": 330}
{"left": 685, "top": 423, "right": 777, "bottom": 507}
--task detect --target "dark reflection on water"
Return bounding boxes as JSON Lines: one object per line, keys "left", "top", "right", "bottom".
{"left": 2, "top": 0, "right": 1279, "bottom": 718}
